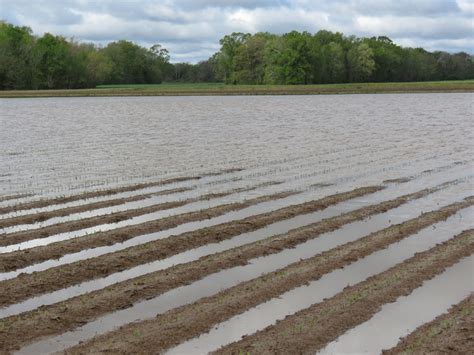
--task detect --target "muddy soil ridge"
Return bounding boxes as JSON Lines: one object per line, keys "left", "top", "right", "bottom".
{"left": 61, "top": 229, "right": 474, "bottom": 354}
{"left": 0, "top": 181, "right": 279, "bottom": 246}
{"left": 0, "top": 186, "right": 380, "bottom": 306}
{"left": 0, "top": 189, "right": 298, "bottom": 272}
{"left": 1, "top": 195, "right": 471, "bottom": 353}
{"left": 0, "top": 168, "right": 243, "bottom": 215}
{"left": 214, "top": 230, "right": 474, "bottom": 354}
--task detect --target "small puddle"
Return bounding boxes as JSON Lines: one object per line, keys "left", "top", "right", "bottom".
{"left": 319, "top": 255, "right": 474, "bottom": 354}
{"left": 165, "top": 207, "right": 473, "bottom": 355}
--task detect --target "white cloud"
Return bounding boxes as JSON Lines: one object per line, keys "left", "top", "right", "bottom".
{"left": 0, "top": 0, "right": 472, "bottom": 62}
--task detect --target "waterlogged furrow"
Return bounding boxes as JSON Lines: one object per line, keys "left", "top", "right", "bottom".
{"left": 0, "top": 181, "right": 279, "bottom": 247}
{"left": 0, "top": 172, "right": 245, "bottom": 219}
{"left": 195, "top": 224, "right": 474, "bottom": 355}
{"left": 1, "top": 141, "right": 382, "bottom": 232}
{"left": 0, "top": 186, "right": 193, "bottom": 231}
{"left": 319, "top": 258, "right": 473, "bottom": 354}
{"left": 0, "top": 187, "right": 382, "bottom": 309}
{"left": 1, "top": 184, "right": 469, "bottom": 353}
{"left": 382, "top": 295, "right": 474, "bottom": 354}
{"left": 0, "top": 190, "right": 298, "bottom": 273}
{"left": 54, "top": 208, "right": 474, "bottom": 355}
{"left": 0, "top": 162, "right": 470, "bottom": 282}
{"left": 0, "top": 142, "right": 372, "bottom": 222}
{"left": 0, "top": 194, "right": 34, "bottom": 204}
{"left": 1, "top": 138, "right": 467, "bottom": 236}
{"left": 1, "top": 135, "right": 464, "bottom": 219}
{"left": 0, "top": 174, "right": 207, "bottom": 215}
{"left": 2, "top": 160, "right": 470, "bottom": 278}
{"left": 0, "top": 140, "right": 373, "bottom": 214}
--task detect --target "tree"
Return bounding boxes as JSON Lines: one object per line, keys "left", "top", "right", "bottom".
{"left": 34, "top": 33, "right": 74, "bottom": 89}
{"left": 216, "top": 32, "right": 251, "bottom": 83}
{"left": 0, "top": 22, "right": 37, "bottom": 89}
{"left": 233, "top": 33, "right": 270, "bottom": 84}
{"left": 347, "top": 42, "right": 376, "bottom": 82}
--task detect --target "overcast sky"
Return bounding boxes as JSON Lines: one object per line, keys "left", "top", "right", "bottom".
{"left": 1, "top": 0, "right": 473, "bottom": 62}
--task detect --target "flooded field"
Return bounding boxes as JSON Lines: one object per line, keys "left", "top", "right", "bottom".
{"left": 0, "top": 93, "right": 473, "bottom": 354}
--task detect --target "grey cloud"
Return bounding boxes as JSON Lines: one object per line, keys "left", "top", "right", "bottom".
{"left": 0, "top": 0, "right": 471, "bottom": 62}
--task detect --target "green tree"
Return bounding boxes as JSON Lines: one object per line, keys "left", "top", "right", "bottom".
{"left": 347, "top": 42, "right": 376, "bottom": 82}
{"left": 34, "top": 33, "right": 74, "bottom": 89}
{"left": 216, "top": 32, "right": 251, "bottom": 83}
{"left": 0, "top": 22, "right": 37, "bottom": 89}
{"left": 233, "top": 33, "right": 271, "bottom": 84}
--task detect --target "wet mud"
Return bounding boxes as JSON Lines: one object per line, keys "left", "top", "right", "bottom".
{"left": 0, "top": 196, "right": 470, "bottom": 352}
{"left": 215, "top": 230, "right": 473, "bottom": 354}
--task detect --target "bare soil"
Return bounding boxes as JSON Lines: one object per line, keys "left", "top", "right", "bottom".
{"left": 383, "top": 295, "right": 473, "bottom": 354}
{"left": 1, "top": 194, "right": 470, "bottom": 352}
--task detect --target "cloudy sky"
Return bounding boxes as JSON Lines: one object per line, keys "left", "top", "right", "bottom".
{"left": 1, "top": 0, "right": 473, "bottom": 62}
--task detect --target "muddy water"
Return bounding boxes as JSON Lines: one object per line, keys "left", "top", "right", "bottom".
{"left": 319, "top": 256, "right": 474, "bottom": 354}
{"left": 165, "top": 207, "right": 474, "bottom": 354}
{"left": 12, "top": 204, "right": 474, "bottom": 353}
{"left": 1, "top": 148, "right": 463, "bottom": 248}
{"left": 0, "top": 164, "right": 468, "bottom": 280}
{"left": 1, "top": 94, "right": 471, "bottom": 197}
{"left": 2, "top": 178, "right": 468, "bottom": 318}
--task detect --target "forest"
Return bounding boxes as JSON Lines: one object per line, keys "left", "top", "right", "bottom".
{"left": 1, "top": 21, "right": 473, "bottom": 90}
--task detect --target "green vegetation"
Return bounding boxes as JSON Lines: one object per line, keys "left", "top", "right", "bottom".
{"left": 1, "top": 81, "right": 473, "bottom": 98}
{"left": 1, "top": 20, "right": 473, "bottom": 91}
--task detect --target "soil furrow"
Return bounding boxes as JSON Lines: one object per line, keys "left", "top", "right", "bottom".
{"left": 383, "top": 295, "right": 473, "bottom": 354}
{"left": 0, "top": 182, "right": 275, "bottom": 247}
{"left": 0, "top": 194, "right": 34, "bottom": 204}
{"left": 59, "top": 222, "right": 474, "bottom": 354}
{"left": 0, "top": 194, "right": 469, "bottom": 352}
{"left": 0, "top": 186, "right": 191, "bottom": 231}
{"left": 0, "top": 186, "right": 381, "bottom": 306}
{"left": 0, "top": 168, "right": 243, "bottom": 216}
{"left": 0, "top": 175, "right": 205, "bottom": 215}
{"left": 214, "top": 231, "right": 474, "bottom": 355}
{"left": 0, "top": 189, "right": 297, "bottom": 272}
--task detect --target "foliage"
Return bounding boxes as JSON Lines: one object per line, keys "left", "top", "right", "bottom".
{"left": 0, "top": 20, "right": 473, "bottom": 89}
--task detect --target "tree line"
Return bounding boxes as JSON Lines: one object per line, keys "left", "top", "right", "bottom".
{"left": 1, "top": 21, "right": 473, "bottom": 90}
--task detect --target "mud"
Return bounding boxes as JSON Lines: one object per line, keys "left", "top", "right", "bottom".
{"left": 1, "top": 196, "right": 470, "bottom": 352}
{"left": 214, "top": 230, "right": 474, "bottom": 355}
{"left": 0, "top": 187, "right": 381, "bottom": 308}
{"left": 60, "top": 228, "right": 474, "bottom": 354}
{"left": 0, "top": 175, "right": 208, "bottom": 215}
{"left": 383, "top": 177, "right": 412, "bottom": 184}
{"left": 0, "top": 187, "right": 191, "bottom": 231}
{"left": 0, "top": 183, "right": 271, "bottom": 246}
{"left": 0, "top": 194, "right": 34, "bottom": 204}
{"left": 383, "top": 295, "right": 474, "bottom": 354}
{"left": 0, "top": 190, "right": 297, "bottom": 272}
{"left": 0, "top": 168, "right": 243, "bottom": 216}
